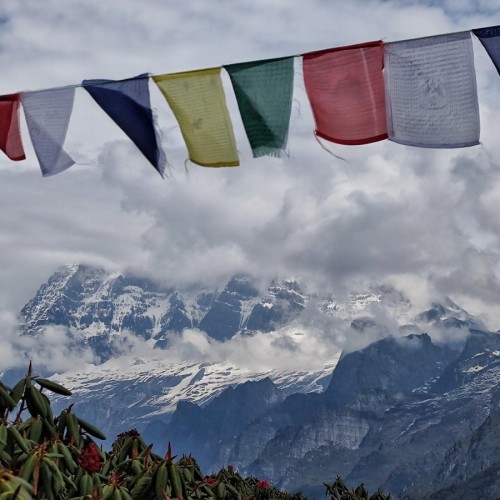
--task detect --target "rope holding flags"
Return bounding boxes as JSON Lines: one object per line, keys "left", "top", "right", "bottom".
{"left": 1, "top": 24, "right": 500, "bottom": 176}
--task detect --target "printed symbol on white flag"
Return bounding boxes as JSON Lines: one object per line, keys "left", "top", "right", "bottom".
{"left": 418, "top": 74, "right": 447, "bottom": 110}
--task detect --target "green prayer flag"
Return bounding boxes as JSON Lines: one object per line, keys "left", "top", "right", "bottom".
{"left": 225, "top": 57, "right": 294, "bottom": 158}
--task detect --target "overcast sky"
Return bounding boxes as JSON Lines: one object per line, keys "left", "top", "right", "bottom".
{"left": 1, "top": 0, "right": 500, "bottom": 329}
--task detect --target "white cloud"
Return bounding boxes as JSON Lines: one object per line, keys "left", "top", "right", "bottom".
{"left": 0, "top": 0, "right": 499, "bottom": 339}
{"left": 164, "top": 324, "right": 343, "bottom": 372}
{"left": 0, "top": 322, "right": 97, "bottom": 374}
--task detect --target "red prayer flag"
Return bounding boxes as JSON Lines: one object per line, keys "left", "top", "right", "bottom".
{"left": 303, "top": 41, "right": 388, "bottom": 145}
{"left": 0, "top": 93, "right": 25, "bottom": 161}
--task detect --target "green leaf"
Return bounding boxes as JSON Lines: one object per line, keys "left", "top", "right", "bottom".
{"left": 35, "top": 378, "right": 72, "bottom": 396}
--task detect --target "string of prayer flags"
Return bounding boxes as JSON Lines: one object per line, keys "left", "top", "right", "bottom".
{"left": 473, "top": 26, "right": 500, "bottom": 75}
{"left": 303, "top": 41, "right": 387, "bottom": 145}
{"left": 82, "top": 74, "right": 166, "bottom": 177}
{"left": 0, "top": 93, "right": 25, "bottom": 161}
{"left": 0, "top": 25, "right": 496, "bottom": 178}
{"left": 20, "top": 87, "right": 75, "bottom": 176}
{"left": 153, "top": 68, "right": 239, "bottom": 167}
{"left": 384, "top": 32, "right": 480, "bottom": 148}
{"left": 225, "top": 57, "right": 294, "bottom": 158}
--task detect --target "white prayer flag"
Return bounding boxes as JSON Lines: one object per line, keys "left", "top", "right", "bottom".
{"left": 21, "top": 87, "right": 75, "bottom": 176}
{"left": 384, "top": 32, "right": 480, "bottom": 148}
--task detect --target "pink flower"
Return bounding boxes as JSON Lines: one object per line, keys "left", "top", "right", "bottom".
{"left": 257, "top": 480, "right": 270, "bottom": 489}
{"left": 204, "top": 476, "right": 216, "bottom": 485}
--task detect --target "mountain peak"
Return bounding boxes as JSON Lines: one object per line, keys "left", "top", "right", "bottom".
{"left": 324, "top": 333, "right": 455, "bottom": 407}
{"left": 415, "top": 298, "right": 486, "bottom": 331}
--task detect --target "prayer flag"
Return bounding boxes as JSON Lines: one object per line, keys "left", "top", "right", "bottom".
{"left": 384, "top": 32, "right": 480, "bottom": 148}
{"left": 473, "top": 26, "right": 500, "bottom": 75}
{"left": 0, "top": 93, "right": 25, "bottom": 161}
{"left": 21, "top": 87, "right": 75, "bottom": 176}
{"left": 225, "top": 57, "right": 294, "bottom": 158}
{"left": 153, "top": 68, "right": 239, "bottom": 167}
{"left": 303, "top": 41, "right": 387, "bottom": 145}
{"left": 83, "top": 74, "right": 166, "bottom": 177}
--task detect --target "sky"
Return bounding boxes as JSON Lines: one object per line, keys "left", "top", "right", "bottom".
{"left": 1, "top": 0, "right": 500, "bottom": 334}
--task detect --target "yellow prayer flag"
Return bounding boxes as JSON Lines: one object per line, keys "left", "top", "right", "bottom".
{"left": 153, "top": 68, "right": 239, "bottom": 167}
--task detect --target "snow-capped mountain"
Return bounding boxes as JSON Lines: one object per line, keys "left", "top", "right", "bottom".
{"left": 10, "top": 263, "right": 500, "bottom": 499}
{"left": 19, "top": 264, "right": 447, "bottom": 354}
{"left": 15, "top": 264, "right": 349, "bottom": 441}
{"left": 19, "top": 265, "right": 314, "bottom": 353}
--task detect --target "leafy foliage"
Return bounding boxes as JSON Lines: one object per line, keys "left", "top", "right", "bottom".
{"left": 0, "top": 363, "right": 390, "bottom": 499}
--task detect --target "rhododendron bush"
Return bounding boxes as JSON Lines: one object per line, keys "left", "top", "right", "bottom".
{"left": 0, "top": 364, "right": 390, "bottom": 499}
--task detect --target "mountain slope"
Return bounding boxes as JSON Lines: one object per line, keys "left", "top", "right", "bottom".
{"left": 418, "top": 409, "right": 500, "bottom": 499}
{"left": 47, "top": 353, "right": 338, "bottom": 443}
{"left": 146, "top": 329, "right": 500, "bottom": 499}
{"left": 147, "top": 378, "right": 285, "bottom": 468}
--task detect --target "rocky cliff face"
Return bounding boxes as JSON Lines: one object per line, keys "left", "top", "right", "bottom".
{"left": 324, "top": 333, "right": 457, "bottom": 408}
{"left": 413, "top": 408, "right": 500, "bottom": 499}
{"left": 274, "top": 330, "right": 500, "bottom": 498}
{"left": 148, "top": 378, "right": 285, "bottom": 469}
{"left": 46, "top": 357, "right": 337, "bottom": 446}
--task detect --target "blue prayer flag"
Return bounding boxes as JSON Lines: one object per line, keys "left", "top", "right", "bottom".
{"left": 473, "top": 26, "right": 500, "bottom": 75}
{"left": 83, "top": 74, "right": 166, "bottom": 177}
